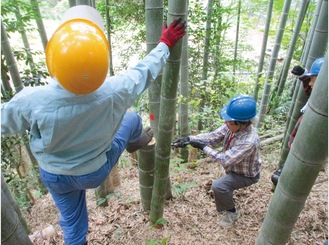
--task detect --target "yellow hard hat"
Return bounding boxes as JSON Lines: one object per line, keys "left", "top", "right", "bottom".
{"left": 46, "top": 18, "right": 110, "bottom": 94}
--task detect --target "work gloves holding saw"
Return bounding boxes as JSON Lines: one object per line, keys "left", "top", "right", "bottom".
{"left": 172, "top": 137, "right": 207, "bottom": 150}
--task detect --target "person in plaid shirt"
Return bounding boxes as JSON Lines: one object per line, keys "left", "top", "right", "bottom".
{"left": 173, "top": 95, "right": 261, "bottom": 228}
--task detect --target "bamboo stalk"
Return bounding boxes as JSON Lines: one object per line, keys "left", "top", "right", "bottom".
{"left": 138, "top": 138, "right": 156, "bottom": 211}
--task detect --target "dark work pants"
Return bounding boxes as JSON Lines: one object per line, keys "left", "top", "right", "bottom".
{"left": 211, "top": 172, "right": 260, "bottom": 213}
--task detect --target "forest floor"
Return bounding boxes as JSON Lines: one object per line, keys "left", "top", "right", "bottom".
{"left": 25, "top": 142, "right": 328, "bottom": 245}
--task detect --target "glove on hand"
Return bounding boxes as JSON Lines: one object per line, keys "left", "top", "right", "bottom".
{"left": 159, "top": 18, "right": 186, "bottom": 48}
{"left": 189, "top": 140, "right": 206, "bottom": 150}
{"left": 172, "top": 137, "right": 190, "bottom": 148}
{"left": 291, "top": 65, "right": 305, "bottom": 76}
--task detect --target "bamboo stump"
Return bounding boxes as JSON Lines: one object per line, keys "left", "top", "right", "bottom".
{"left": 95, "top": 162, "right": 121, "bottom": 207}
{"left": 188, "top": 147, "right": 198, "bottom": 162}
{"left": 104, "top": 163, "right": 121, "bottom": 194}
{"left": 138, "top": 138, "right": 156, "bottom": 211}
{"left": 129, "top": 152, "right": 138, "bottom": 166}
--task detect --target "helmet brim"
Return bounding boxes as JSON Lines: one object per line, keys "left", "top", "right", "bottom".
{"left": 303, "top": 72, "right": 316, "bottom": 77}
{"left": 220, "top": 106, "right": 234, "bottom": 121}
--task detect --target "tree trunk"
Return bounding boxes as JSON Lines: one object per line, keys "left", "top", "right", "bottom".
{"left": 179, "top": 26, "right": 189, "bottom": 162}
{"left": 260, "top": 133, "right": 284, "bottom": 146}
{"left": 254, "top": 0, "right": 273, "bottom": 100}
{"left": 257, "top": 0, "right": 292, "bottom": 128}
{"left": 150, "top": 0, "right": 187, "bottom": 224}
{"left": 278, "top": 0, "right": 328, "bottom": 167}
{"left": 232, "top": 0, "right": 241, "bottom": 82}
{"left": 1, "top": 19, "right": 47, "bottom": 195}
{"left": 213, "top": 1, "right": 225, "bottom": 80}
{"left": 145, "top": 0, "right": 164, "bottom": 138}
{"left": 301, "top": 0, "right": 323, "bottom": 64}
{"left": 105, "top": 0, "right": 114, "bottom": 76}
{"left": 30, "top": 0, "right": 48, "bottom": 51}
{"left": 197, "top": 0, "right": 213, "bottom": 131}
{"left": 76, "top": 0, "right": 90, "bottom": 5}
{"left": 68, "top": 0, "right": 76, "bottom": 7}
{"left": 90, "top": 0, "right": 95, "bottom": 8}
{"left": 275, "top": 0, "right": 310, "bottom": 99}
{"left": 1, "top": 57, "right": 13, "bottom": 92}
{"left": 138, "top": 139, "right": 156, "bottom": 211}
{"left": 13, "top": 2, "right": 35, "bottom": 71}
{"left": 1, "top": 20, "right": 24, "bottom": 93}
{"left": 256, "top": 54, "right": 328, "bottom": 245}
{"left": 1, "top": 173, "right": 33, "bottom": 245}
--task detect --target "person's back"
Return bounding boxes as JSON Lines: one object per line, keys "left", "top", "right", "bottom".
{"left": 2, "top": 65, "right": 155, "bottom": 175}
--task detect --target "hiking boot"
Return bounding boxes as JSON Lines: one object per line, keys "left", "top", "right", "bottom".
{"left": 219, "top": 210, "right": 239, "bottom": 228}
{"left": 126, "top": 126, "right": 154, "bottom": 153}
{"left": 271, "top": 165, "right": 284, "bottom": 187}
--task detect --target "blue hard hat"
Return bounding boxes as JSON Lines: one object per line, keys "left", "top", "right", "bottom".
{"left": 220, "top": 95, "right": 257, "bottom": 121}
{"left": 304, "top": 57, "right": 325, "bottom": 76}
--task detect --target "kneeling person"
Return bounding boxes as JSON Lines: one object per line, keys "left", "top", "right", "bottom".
{"left": 173, "top": 95, "right": 262, "bottom": 228}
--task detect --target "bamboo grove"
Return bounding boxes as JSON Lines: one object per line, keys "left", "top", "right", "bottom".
{"left": 1, "top": 0, "right": 327, "bottom": 243}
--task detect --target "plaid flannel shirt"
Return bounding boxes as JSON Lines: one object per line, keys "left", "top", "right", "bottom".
{"left": 189, "top": 124, "right": 261, "bottom": 178}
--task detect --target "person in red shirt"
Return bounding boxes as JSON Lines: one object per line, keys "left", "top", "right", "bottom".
{"left": 291, "top": 65, "right": 312, "bottom": 96}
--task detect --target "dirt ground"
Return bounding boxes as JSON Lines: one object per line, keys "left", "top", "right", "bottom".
{"left": 25, "top": 144, "right": 328, "bottom": 245}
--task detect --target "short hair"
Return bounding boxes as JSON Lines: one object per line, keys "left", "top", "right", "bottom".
{"left": 234, "top": 121, "right": 252, "bottom": 126}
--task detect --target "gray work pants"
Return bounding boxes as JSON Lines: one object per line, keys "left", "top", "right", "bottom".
{"left": 211, "top": 172, "right": 260, "bottom": 212}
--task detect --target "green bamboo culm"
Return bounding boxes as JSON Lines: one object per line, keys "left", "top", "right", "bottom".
{"left": 68, "top": 0, "right": 76, "bottom": 7}
{"left": 150, "top": 0, "right": 187, "bottom": 224}
{"left": 197, "top": 0, "right": 213, "bottom": 131}
{"left": 275, "top": 0, "right": 310, "bottom": 100}
{"left": 278, "top": 0, "right": 328, "bottom": 167}
{"left": 1, "top": 173, "right": 33, "bottom": 244}
{"left": 257, "top": 0, "right": 292, "bottom": 128}
{"left": 146, "top": 0, "right": 164, "bottom": 138}
{"left": 232, "top": 0, "right": 241, "bottom": 82}
{"left": 76, "top": 0, "right": 90, "bottom": 5}
{"left": 138, "top": 139, "right": 156, "bottom": 211}
{"left": 136, "top": 0, "right": 164, "bottom": 212}
{"left": 30, "top": 0, "right": 48, "bottom": 50}
{"left": 1, "top": 20, "right": 24, "bottom": 93}
{"left": 1, "top": 18, "right": 48, "bottom": 195}
{"left": 253, "top": 0, "right": 273, "bottom": 100}
{"left": 105, "top": 0, "right": 114, "bottom": 76}
{"left": 256, "top": 54, "right": 328, "bottom": 244}
{"left": 13, "top": 1, "right": 36, "bottom": 71}
{"left": 179, "top": 29, "right": 189, "bottom": 162}
{"left": 301, "top": 0, "right": 324, "bottom": 63}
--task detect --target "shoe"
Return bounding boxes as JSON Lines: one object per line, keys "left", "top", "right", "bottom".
{"left": 219, "top": 210, "right": 239, "bottom": 228}
{"left": 126, "top": 126, "right": 154, "bottom": 153}
{"left": 271, "top": 165, "right": 284, "bottom": 187}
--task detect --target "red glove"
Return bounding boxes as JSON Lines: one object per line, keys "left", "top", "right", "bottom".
{"left": 159, "top": 18, "right": 186, "bottom": 49}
